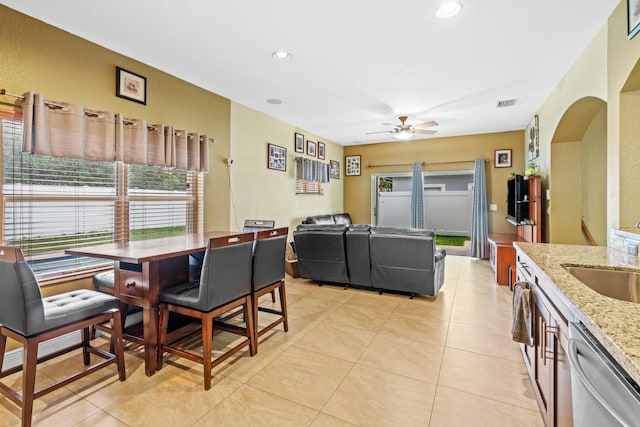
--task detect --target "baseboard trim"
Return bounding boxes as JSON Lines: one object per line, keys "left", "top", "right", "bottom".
{"left": 3, "top": 331, "right": 82, "bottom": 371}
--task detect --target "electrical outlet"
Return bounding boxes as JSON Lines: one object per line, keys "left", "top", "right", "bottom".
{"left": 489, "top": 204, "right": 497, "bottom": 211}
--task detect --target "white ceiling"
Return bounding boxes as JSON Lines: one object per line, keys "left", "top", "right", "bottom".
{"left": 1, "top": 0, "right": 619, "bottom": 145}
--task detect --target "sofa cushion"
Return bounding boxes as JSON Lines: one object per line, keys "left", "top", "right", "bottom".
{"left": 348, "top": 224, "right": 371, "bottom": 231}
{"left": 332, "top": 213, "right": 352, "bottom": 225}
{"left": 370, "top": 226, "right": 435, "bottom": 238}
{"left": 302, "top": 213, "right": 352, "bottom": 226}
{"left": 296, "top": 224, "right": 348, "bottom": 233}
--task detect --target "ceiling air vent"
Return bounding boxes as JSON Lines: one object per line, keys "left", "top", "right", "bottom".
{"left": 496, "top": 98, "right": 517, "bottom": 108}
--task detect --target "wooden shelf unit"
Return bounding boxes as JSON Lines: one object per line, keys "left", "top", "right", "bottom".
{"left": 516, "top": 175, "right": 542, "bottom": 243}
{"left": 489, "top": 175, "right": 542, "bottom": 286}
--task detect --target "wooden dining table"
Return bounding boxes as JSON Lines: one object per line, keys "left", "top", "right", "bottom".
{"left": 66, "top": 231, "right": 238, "bottom": 376}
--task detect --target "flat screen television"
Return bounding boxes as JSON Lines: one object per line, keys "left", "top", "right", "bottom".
{"left": 507, "top": 174, "right": 528, "bottom": 223}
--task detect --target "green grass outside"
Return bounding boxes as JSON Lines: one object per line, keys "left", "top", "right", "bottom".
{"left": 7, "top": 225, "right": 187, "bottom": 256}
{"left": 435, "top": 235, "right": 469, "bottom": 246}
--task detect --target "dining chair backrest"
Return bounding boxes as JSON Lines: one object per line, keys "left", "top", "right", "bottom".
{"left": 0, "top": 246, "right": 46, "bottom": 336}
{"left": 242, "top": 219, "right": 276, "bottom": 233}
{"left": 252, "top": 227, "right": 288, "bottom": 292}
{"left": 197, "top": 232, "right": 255, "bottom": 311}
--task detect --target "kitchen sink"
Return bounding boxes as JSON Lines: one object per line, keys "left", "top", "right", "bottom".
{"left": 564, "top": 266, "right": 640, "bottom": 303}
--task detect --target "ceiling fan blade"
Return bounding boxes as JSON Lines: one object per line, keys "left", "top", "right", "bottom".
{"left": 380, "top": 122, "right": 395, "bottom": 126}
{"left": 365, "top": 130, "right": 393, "bottom": 135}
{"left": 414, "top": 129, "right": 438, "bottom": 135}
{"left": 413, "top": 120, "right": 438, "bottom": 129}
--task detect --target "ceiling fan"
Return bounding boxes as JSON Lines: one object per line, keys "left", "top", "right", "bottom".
{"left": 366, "top": 116, "right": 438, "bottom": 140}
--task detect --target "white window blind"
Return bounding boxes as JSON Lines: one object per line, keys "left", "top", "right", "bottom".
{"left": 2, "top": 117, "right": 202, "bottom": 280}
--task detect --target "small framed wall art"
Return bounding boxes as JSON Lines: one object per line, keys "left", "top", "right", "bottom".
{"left": 629, "top": 0, "right": 640, "bottom": 39}
{"left": 494, "top": 149, "right": 512, "bottom": 168}
{"left": 307, "top": 140, "right": 317, "bottom": 157}
{"left": 267, "top": 143, "right": 287, "bottom": 171}
{"left": 116, "top": 66, "right": 147, "bottom": 105}
{"left": 317, "top": 141, "right": 326, "bottom": 160}
{"left": 294, "top": 132, "right": 304, "bottom": 153}
{"left": 330, "top": 160, "right": 340, "bottom": 179}
{"left": 526, "top": 114, "right": 539, "bottom": 164}
{"left": 345, "top": 155, "right": 361, "bottom": 176}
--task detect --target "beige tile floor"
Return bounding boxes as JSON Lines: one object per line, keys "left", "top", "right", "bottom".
{"left": 0, "top": 256, "right": 544, "bottom": 426}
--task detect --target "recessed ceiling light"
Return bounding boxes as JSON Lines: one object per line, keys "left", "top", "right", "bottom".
{"left": 266, "top": 98, "right": 283, "bottom": 105}
{"left": 436, "top": 1, "right": 462, "bottom": 18}
{"left": 271, "top": 50, "right": 292, "bottom": 62}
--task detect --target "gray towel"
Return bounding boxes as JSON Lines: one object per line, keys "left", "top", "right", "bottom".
{"left": 511, "top": 281, "right": 532, "bottom": 344}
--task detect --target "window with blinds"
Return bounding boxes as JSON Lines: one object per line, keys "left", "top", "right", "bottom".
{"left": 1, "top": 117, "right": 202, "bottom": 280}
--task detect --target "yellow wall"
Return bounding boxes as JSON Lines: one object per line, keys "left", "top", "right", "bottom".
{"left": 343, "top": 131, "right": 524, "bottom": 235}
{"left": 582, "top": 107, "right": 608, "bottom": 245}
{"left": 536, "top": 25, "right": 609, "bottom": 242}
{"left": 0, "top": 6, "right": 232, "bottom": 232}
{"left": 229, "top": 103, "right": 343, "bottom": 237}
{"left": 550, "top": 141, "right": 582, "bottom": 243}
{"left": 609, "top": 1, "right": 640, "bottom": 231}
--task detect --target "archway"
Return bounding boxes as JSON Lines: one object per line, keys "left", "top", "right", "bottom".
{"left": 550, "top": 96, "right": 607, "bottom": 245}
{"left": 619, "top": 59, "right": 640, "bottom": 230}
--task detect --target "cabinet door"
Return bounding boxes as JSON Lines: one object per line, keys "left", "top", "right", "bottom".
{"left": 554, "top": 325, "right": 573, "bottom": 426}
{"left": 533, "top": 290, "right": 553, "bottom": 424}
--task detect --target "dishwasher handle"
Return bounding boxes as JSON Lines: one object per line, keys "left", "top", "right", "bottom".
{"left": 567, "top": 338, "right": 634, "bottom": 427}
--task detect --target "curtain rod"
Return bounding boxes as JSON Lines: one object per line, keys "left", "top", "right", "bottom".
{"left": 366, "top": 159, "right": 488, "bottom": 168}
{"left": 0, "top": 88, "right": 25, "bottom": 100}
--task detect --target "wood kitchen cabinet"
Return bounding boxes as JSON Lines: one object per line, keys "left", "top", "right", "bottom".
{"left": 516, "top": 251, "right": 573, "bottom": 427}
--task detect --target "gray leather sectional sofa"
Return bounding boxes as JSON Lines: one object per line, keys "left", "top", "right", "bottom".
{"left": 293, "top": 223, "right": 446, "bottom": 297}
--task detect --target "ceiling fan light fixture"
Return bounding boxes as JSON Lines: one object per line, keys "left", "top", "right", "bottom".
{"left": 393, "top": 129, "right": 414, "bottom": 140}
{"left": 436, "top": 1, "right": 463, "bottom": 18}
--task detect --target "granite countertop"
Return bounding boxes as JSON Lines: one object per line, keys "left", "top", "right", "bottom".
{"left": 514, "top": 242, "right": 640, "bottom": 385}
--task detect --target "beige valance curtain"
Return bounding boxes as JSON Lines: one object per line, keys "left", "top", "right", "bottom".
{"left": 22, "top": 92, "right": 209, "bottom": 172}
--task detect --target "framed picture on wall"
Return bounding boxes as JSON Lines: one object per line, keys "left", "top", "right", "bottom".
{"left": 294, "top": 132, "right": 304, "bottom": 153}
{"left": 345, "top": 155, "right": 361, "bottom": 176}
{"left": 307, "top": 140, "right": 317, "bottom": 157}
{"left": 629, "top": 0, "right": 640, "bottom": 39}
{"left": 330, "top": 160, "right": 340, "bottom": 179}
{"left": 267, "top": 143, "right": 287, "bottom": 171}
{"left": 526, "top": 115, "right": 539, "bottom": 164}
{"left": 116, "top": 66, "right": 147, "bottom": 105}
{"left": 495, "top": 149, "right": 512, "bottom": 168}
{"left": 318, "top": 141, "right": 326, "bottom": 160}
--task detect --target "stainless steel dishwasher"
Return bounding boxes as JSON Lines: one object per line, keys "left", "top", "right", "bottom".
{"left": 568, "top": 322, "right": 640, "bottom": 426}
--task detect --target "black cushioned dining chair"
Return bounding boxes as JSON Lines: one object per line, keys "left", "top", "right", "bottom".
{"left": 251, "top": 227, "right": 289, "bottom": 350}
{"left": 243, "top": 219, "right": 276, "bottom": 302}
{"left": 156, "top": 232, "right": 256, "bottom": 390}
{"left": 0, "top": 246, "right": 126, "bottom": 427}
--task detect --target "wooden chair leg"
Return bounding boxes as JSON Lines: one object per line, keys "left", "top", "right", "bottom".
{"left": 22, "top": 339, "right": 39, "bottom": 427}
{"left": 82, "top": 327, "right": 91, "bottom": 365}
{"left": 278, "top": 282, "right": 289, "bottom": 332}
{"left": 0, "top": 333, "right": 6, "bottom": 372}
{"left": 157, "top": 305, "right": 169, "bottom": 370}
{"left": 111, "top": 310, "right": 126, "bottom": 381}
{"left": 245, "top": 296, "right": 257, "bottom": 357}
{"left": 202, "top": 313, "right": 213, "bottom": 391}
{"left": 252, "top": 293, "right": 259, "bottom": 353}
{"left": 270, "top": 290, "right": 276, "bottom": 303}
